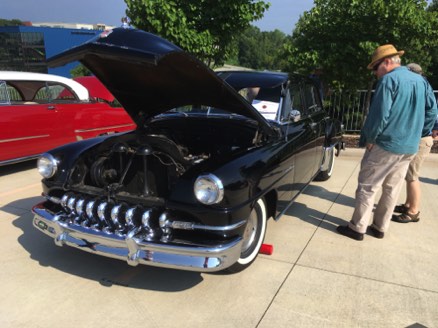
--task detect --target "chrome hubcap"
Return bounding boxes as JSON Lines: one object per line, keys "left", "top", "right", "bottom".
{"left": 242, "top": 208, "right": 258, "bottom": 253}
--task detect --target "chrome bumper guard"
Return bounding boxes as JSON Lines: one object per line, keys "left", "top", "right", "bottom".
{"left": 32, "top": 203, "right": 243, "bottom": 272}
{"left": 320, "top": 145, "right": 335, "bottom": 171}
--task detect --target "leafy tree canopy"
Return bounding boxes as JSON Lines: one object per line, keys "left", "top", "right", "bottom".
{"left": 284, "top": 0, "right": 438, "bottom": 90}
{"left": 70, "top": 64, "right": 92, "bottom": 78}
{"left": 125, "top": 0, "right": 270, "bottom": 67}
{"left": 0, "top": 18, "right": 24, "bottom": 26}
{"left": 234, "top": 25, "right": 287, "bottom": 70}
{"left": 427, "top": 0, "right": 438, "bottom": 88}
{"left": 428, "top": 0, "right": 438, "bottom": 11}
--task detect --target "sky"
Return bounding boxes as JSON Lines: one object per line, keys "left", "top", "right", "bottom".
{"left": 1, "top": 0, "right": 315, "bottom": 35}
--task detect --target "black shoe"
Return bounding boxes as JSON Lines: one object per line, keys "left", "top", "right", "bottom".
{"left": 336, "top": 225, "right": 364, "bottom": 241}
{"left": 368, "top": 226, "right": 384, "bottom": 239}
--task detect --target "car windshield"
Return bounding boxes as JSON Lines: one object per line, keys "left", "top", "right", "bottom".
{"left": 166, "top": 105, "right": 232, "bottom": 116}
{"left": 166, "top": 85, "right": 282, "bottom": 121}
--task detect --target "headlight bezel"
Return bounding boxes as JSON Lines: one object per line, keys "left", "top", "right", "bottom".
{"left": 194, "top": 173, "right": 224, "bottom": 205}
{"left": 37, "top": 153, "right": 58, "bottom": 179}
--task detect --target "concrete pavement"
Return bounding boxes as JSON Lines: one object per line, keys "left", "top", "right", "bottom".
{"left": 0, "top": 149, "right": 437, "bottom": 328}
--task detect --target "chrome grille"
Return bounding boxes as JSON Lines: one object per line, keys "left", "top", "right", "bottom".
{"left": 46, "top": 192, "right": 245, "bottom": 242}
{"left": 57, "top": 193, "right": 163, "bottom": 239}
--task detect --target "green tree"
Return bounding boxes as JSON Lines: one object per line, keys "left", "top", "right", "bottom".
{"left": 284, "top": 0, "right": 438, "bottom": 90}
{"left": 124, "top": 0, "right": 270, "bottom": 67}
{"left": 235, "top": 26, "right": 287, "bottom": 70}
{"left": 427, "top": 0, "right": 438, "bottom": 88}
{"left": 0, "top": 18, "right": 24, "bottom": 26}
{"left": 70, "top": 64, "right": 92, "bottom": 78}
{"left": 428, "top": 0, "right": 438, "bottom": 11}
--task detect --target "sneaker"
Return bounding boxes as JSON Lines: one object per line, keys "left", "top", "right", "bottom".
{"left": 336, "top": 225, "right": 364, "bottom": 241}
{"left": 368, "top": 226, "right": 384, "bottom": 239}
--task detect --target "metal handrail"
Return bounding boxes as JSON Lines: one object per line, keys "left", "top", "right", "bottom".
{"left": 326, "top": 90, "right": 438, "bottom": 133}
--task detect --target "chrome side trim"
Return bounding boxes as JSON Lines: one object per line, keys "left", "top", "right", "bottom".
{"left": 168, "top": 219, "right": 246, "bottom": 232}
{"left": 0, "top": 134, "right": 50, "bottom": 143}
{"left": 32, "top": 204, "right": 243, "bottom": 272}
{"left": 74, "top": 123, "right": 134, "bottom": 133}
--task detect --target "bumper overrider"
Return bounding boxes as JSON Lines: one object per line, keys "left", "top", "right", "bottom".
{"left": 32, "top": 196, "right": 245, "bottom": 272}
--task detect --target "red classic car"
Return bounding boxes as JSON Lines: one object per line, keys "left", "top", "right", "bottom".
{"left": 0, "top": 71, "right": 135, "bottom": 166}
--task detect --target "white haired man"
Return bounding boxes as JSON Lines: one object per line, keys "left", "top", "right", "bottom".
{"left": 337, "top": 45, "right": 437, "bottom": 241}
{"left": 392, "top": 63, "right": 438, "bottom": 223}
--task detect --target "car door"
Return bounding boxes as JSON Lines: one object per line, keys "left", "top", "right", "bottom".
{"left": 275, "top": 77, "right": 329, "bottom": 215}
{"left": 0, "top": 81, "right": 60, "bottom": 163}
{"left": 276, "top": 81, "right": 315, "bottom": 214}
{"left": 53, "top": 101, "right": 135, "bottom": 141}
{"left": 50, "top": 82, "right": 135, "bottom": 141}
{"left": 301, "top": 80, "right": 326, "bottom": 177}
{"left": 289, "top": 82, "right": 318, "bottom": 188}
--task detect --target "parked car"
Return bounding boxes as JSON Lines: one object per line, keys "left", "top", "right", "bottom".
{"left": 0, "top": 71, "right": 135, "bottom": 166}
{"left": 32, "top": 28, "right": 344, "bottom": 273}
{"left": 74, "top": 75, "right": 120, "bottom": 106}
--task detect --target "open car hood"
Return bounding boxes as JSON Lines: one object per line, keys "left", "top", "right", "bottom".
{"left": 47, "top": 28, "right": 277, "bottom": 136}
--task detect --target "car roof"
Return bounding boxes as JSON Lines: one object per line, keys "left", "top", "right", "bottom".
{"left": 216, "top": 70, "right": 317, "bottom": 90}
{"left": 216, "top": 70, "right": 289, "bottom": 90}
{"left": 0, "top": 71, "right": 89, "bottom": 101}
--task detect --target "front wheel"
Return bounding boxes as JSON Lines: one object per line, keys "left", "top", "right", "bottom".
{"left": 226, "top": 198, "right": 267, "bottom": 273}
{"left": 315, "top": 146, "right": 335, "bottom": 181}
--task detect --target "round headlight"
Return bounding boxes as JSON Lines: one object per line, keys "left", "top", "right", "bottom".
{"left": 37, "top": 153, "right": 58, "bottom": 178}
{"left": 194, "top": 174, "right": 224, "bottom": 205}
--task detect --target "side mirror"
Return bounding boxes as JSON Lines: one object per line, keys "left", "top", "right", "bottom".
{"left": 290, "top": 109, "right": 301, "bottom": 122}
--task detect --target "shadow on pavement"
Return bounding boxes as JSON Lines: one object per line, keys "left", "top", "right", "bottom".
{"left": 280, "top": 200, "right": 346, "bottom": 232}
{"left": 7, "top": 197, "right": 203, "bottom": 291}
{"left": 278, "top": 183, "right": 356, "bottom": 233}
{"left": 303, "top": 184, "right": 356, "bottom": 208}
{"left": 0, "top": 160, "right": 37, "bottom": 176}
{"left": 419, "top": 176, "right": 438, "bottom": 185}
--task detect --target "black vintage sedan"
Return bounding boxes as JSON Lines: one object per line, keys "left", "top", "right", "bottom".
{"left": 32, "top": 28, "right": 344, "bottom": 273}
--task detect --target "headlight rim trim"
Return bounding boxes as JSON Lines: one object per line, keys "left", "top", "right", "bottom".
{"left": 37, "top": 153, "right": 59, "bottom": 179}
{"left": 194, "top": 173, "right": 224, "bottom": 205}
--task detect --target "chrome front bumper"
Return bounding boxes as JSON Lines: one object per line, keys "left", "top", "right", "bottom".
{"left": 32, "top": 203, "right": 243, "bottom": 272}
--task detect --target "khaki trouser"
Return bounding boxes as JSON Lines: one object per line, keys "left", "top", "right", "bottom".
{"left": 405, "top": 136, "right": 433, "bottom": 181}
{"left": 349, "top": 145, "right": 414, "bottom": 234}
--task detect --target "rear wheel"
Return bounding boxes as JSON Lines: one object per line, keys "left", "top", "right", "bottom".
{"left": 226, "top": 198, "right": 267, "bottom": 273}
{"left": 315, "top": 146, "right": 335, "bottom": 181}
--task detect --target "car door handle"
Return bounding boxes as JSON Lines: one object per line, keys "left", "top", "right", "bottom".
{"left": 47, "top": 105, "right": 56, "bottom": 110}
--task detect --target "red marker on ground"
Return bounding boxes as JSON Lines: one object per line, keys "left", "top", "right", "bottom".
{"left": 259, "top": 243, "right": 273, "bottom": 255}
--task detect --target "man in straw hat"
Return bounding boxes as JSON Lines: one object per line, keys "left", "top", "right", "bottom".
{"left": 392, "top": 63, "right": 438, "bottom": 223}
{"left": 337, "top": 44, "right": 437, "bottom": 240}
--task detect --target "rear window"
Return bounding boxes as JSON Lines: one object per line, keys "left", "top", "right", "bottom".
{"left": 239, "top": 86, "right": 281, "bottom": 120}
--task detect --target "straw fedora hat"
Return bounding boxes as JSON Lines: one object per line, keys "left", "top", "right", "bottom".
{"left": 367, "top": 44, "right": 404, "bottom": 70}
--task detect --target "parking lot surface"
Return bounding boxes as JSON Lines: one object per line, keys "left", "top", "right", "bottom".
{"left": 1, "top": 149, "right": 437, "bottom": 328}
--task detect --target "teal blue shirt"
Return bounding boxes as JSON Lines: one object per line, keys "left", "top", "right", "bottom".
{"left": 359, "top": 66, "right": 438, "bottom": 154}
